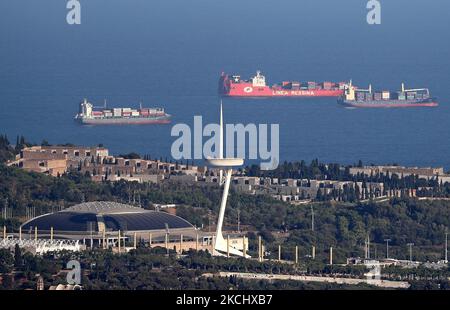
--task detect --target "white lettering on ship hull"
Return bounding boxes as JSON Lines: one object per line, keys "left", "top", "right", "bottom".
{"left": 272, "top": 90, "right": 315, "bottom": 96}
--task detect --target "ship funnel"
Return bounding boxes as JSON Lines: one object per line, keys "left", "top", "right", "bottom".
{"left": 401, "top": 83, "right": 405, "bottom": 93}
{"left": 369, "top": 84, "right": 372, "bottom": 93}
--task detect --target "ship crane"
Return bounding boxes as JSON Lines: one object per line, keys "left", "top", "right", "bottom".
{"left": 356, "top": 84, "right": 373, "bottom": 93}
{"left": 93, "top": 99, "right": 107, "bottom": 109}
{"left": 401, "top": 83, "right": 429, "bottom": 95}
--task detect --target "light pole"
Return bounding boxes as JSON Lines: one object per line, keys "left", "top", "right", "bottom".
{"left": 237, "top": 209, "right": 240, "bottom": 233}
{"left": 407, "top": 243, "right": 414, "bottom": 262}
{"left": 311, "top": 205, "right": 315, "bottom": 232}
{"left": 208, "top": 210, "right": 212, "bottom": 233}
{"left": 384, "top": 239, "right": 391, "bottom": 259}
{"left": 445, "top": 229, "right": 448, "bottom": 263}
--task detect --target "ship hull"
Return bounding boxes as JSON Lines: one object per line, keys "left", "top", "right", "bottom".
{"left": 78, "top": 117, "right": 171, "bottom": 125}
{"left": 223, "top": 88, "right": 344, "bottom": 97}
{"left": 219, "top": 73, "right": 344, "bottom": 97}
{"left": 338, "top": 98, "right": 438, "bottom": 108}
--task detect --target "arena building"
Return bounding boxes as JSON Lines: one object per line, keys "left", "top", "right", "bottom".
{"left": 19, "top": 201, "right": 213, "bottom": 251}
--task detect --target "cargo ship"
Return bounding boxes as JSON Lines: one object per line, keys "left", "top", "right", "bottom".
{"left": 219, "top": 71, "right": 348, "bottom": 97}
{"left": 338, "top": 82, "right": 438, "bottom": 108}
{"left": 75, "top": 99, "right": 171, "bottom": 125}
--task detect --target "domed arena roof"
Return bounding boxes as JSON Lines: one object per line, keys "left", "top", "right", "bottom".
{"left": 21, "top": 201, "right": 194, "bottom": 234}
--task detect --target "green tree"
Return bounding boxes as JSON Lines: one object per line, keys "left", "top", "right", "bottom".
{"left": 14, "top": 244, "right": 22, "bottom": 268}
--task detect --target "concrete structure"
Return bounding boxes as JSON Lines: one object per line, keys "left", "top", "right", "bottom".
{"left": 206, "top": 103, "right": 248, "bottom": 258}
{"left": 8, "top": 145, "right": 207, "bottom": 181}
{"left": 9, "top": 201, "right": 246, "bottom": 255}
{"left": 0, "top": 238, "right": 82, "bottom": 255}
{"left": 208, "top": 272, "right": 410, "bottom": 289}
{"left": 20, "top": 201, "right": 197, "bottom": 247}
{"left": 8, "top": 145, "right": 108, "bottom": 176}
{"left": 49, "top": 284, "right": 83, "bottom": 290}
{"left": 349, "top": 165, "right": 445, "bottom": 179}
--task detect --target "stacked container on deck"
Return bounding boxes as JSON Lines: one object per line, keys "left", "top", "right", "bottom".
{"left": 406, "top": 92, "right": 416, "bottom": 100}
{"left": 113, "top": 108, "right": 122, "bottom": 117}
{"left": 307, "top": 81, "right": 317, "bottom": 90}
{"left": 397, "top": 92, "right": 406, "bottom": 100}
{"left": 322, "top": 82, "right": 334, "bottom": 90}
{"left": 291, "top": 81, "right": 301, "bottom": 90}
{"left": 281, "top": 81, "right": 291, "bottom": 89}
{"left": 356, "top": 91, "right": 366, "bottom": 101}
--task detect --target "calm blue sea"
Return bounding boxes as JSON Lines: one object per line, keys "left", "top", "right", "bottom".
{"left": 1, "top": 0, "right": 449, "bottom": 168}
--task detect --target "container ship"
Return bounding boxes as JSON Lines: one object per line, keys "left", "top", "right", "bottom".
{"left": 75, "top": 99, "right": 171, "bottom": 125}
{"left": 338, "top": 82, "right": 438, "bottom": 108}
{"left": 219, "top": 71, "right": 348, "bottom": 97}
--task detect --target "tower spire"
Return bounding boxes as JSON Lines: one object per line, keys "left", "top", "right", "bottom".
{"left": 206, "top": 103, "right": 246, "bottom": 258}
{"left": 219, "top": 100, "right": 223, "bottom": 159}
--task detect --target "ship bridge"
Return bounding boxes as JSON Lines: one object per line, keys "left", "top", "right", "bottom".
{"left": 252, "top": 71, "right": 266, "bottom": 87}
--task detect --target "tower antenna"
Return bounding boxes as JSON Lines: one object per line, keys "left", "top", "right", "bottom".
{"left": 219, "top": 101, "right": 224, "bottom": 184}
{"left": 219, "top": 100, "right": 223, "bottom": 160}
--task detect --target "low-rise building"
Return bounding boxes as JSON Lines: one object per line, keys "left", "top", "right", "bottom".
{"left": 349, "top": 165, "right": 445, "bottom": 179}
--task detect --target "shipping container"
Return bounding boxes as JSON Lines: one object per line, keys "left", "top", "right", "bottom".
{"left": 307, "top": 82, "right": 317, "bottom": 90}
{"left": 323, "top": 82, "right": 333, "bottom": 89}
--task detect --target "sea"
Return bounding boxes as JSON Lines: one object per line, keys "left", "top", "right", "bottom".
{"left": 1, "top": 0, "right": 449, "bottom": 169}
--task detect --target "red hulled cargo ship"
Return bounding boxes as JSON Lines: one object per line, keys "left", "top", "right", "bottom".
{"left": 219, "top": 71, "right": 348, "bottom": 97}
